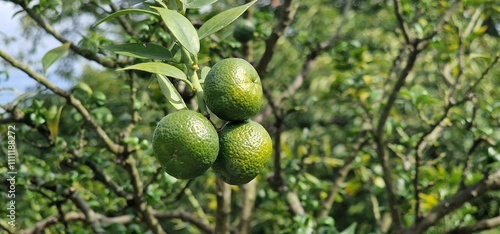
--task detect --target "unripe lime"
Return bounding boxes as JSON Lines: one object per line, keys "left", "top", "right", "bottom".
{"left": 212, "top": 120, "right": 272, "bottom": 185}
{"left": 152, "top": 110, "right": 219, "bottom": 179}
{"left": 204, "top": 58, "right": 263, "bottom": 121}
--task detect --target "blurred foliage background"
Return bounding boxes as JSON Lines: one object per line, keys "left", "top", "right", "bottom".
{"left": 1, "top": 0, "right": 500, "bottom": 233}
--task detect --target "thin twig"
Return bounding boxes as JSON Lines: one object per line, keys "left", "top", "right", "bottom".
{"left": 10, "top": 0, "right": 118, "bottom": 68}
{"left": 393, "top": 0, "right": 411, "bottom": 44}
{"left": 108, "top": 2, "right": 140, "bottom": 38}
{"left": 256, "top": 0, "right": 297, "bottom": 76}
{"left": 401, "top": 169, "right": 500, "bottom": 234}
{"left": 0, "top": 49, "right": 124, "bottom": 154}
{"left": 316, "top": 136, "right": 369, "bottom": 218}
{"left": 123, "top": 155, "right": 166, "bottom": 234}
{"left": 215, "top": 177, "right": 231, "bottom": 234}
{"left": 445, "top": 215, "right": 500, "bottom": 234}
{"left": 458, "top": 138, "right": 484, "bottom": 189}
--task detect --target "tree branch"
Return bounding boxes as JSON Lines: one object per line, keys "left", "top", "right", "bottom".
{"left": 0, "top": 220, "right": 14, "bottom": 234}
{"left": 9, "top": 0, "right": 118, "bottom": 68}
{"left": 374, "top": 42, "right": 420, "bottom": 230}
{"left": 154, "top": 210, "right": 215, "bottom": 234}
{"left": 393, "top": 0, "right": 411, "bottom": 44}
{"left": 402, "top": 169, "right": 500, "bottom": 234}
{"left": 238, "top": 179, "right": 257, "bottom": 234}
{"left": 108, "top": 2, "right": 140, "bottom": 38}
{"left": 316, "top": 136, "right": 368, "bottom": 218}
{"left": 123, "top": 155, "right": 166, "bottom": 234}
{"left": 19, "top": 210, "right": 215, "bottom": 234}
{"left": 446, "top": 215, "right": 500, "bottom": 234}
{"left": 256, "top": 0, "right": 297, "bottom": 76}
{"left": 0, "top": 49, "right": 124, "bottom": 154}
{"left": 63, "top": 188, "right": 103, "bottom": 232}
{"left": 215, "top": 176, "right": 232, "bottom": 234}
{"left": 85, "top": 160, "right": 134, "bottom": 201}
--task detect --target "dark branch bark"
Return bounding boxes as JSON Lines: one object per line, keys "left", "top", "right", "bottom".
{"left": 154, "top": 210, "right": 215, "bottom": 234}
{"left": 18, "top": 210, "right": 215, "bottom": 234}
{"left": 393, "top": 0, "right": 411, "bottom": 44}
{"left": 256, "top": 0, "right": 297, "bottom": 76}
{"left": 446, "top": 216, "right": 500, "bottom": 234}
{"left": 401, "top": 169, "right": 500, "bottom": 234}
{"left": 238, "top": 179, "right": 257, "bottom": 234}
{"left": 215, "top": 177, "right": 231, "bottom": 234}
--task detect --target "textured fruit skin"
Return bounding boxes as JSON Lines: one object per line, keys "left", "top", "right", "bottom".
{"left": 212, "top": 120, "right": 273, "bottom": 185}
{"left": 233, "top": 19, "right": 255, "bottom": 43}
{"left": 152, "top": 110, "right": 219, "bottom": 179}
{"left": 204, "top": 58, "right": 263, "bottom": 121}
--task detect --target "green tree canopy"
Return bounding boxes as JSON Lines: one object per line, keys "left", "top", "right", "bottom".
{"left": 1, "top": 0, "right": 499, "bottom": 233}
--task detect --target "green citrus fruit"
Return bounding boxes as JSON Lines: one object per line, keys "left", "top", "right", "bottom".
{"left": 152, "top": 110, "right": 219, "bottom": 180}
{"left": 212, "top": 120, "right": 273, "bottom": 185}
{"left": 233, "top": 19, "right": 255, "bottom": 43}
{"left": 204, "top": 58, "right": 263, "bottom": 121}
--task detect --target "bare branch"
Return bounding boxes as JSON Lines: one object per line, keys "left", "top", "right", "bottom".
{"left": 402, "top": 169, "right": 500, "bottom": 234}
{"left": 459, "top": 138, "right": 484, "bottom": 189}
{"left": 446, "top": 216, "right": 500, "bottom": 234}
{"left": 154, "top": 210, "right": 215, "bottom": 234}
{"left": 316, "top": 136, "right": 368, "bottom": 218}
{"left": 108, "top": 2, "right": 140, "bottom": 38}
{"left": 256, "top": 0, "right": 298, "bottom": 76}
{"left": 0, "top": 49, "right": 124, "bottom": 154}
{"left": 10, "top": 0, "right": 118, "bottom": 68}
{"left": 420, "top": 0, "right": 461, "bottom": 43}
{"left": 123, "top": 155, "right": 166, "bottom": 234}
{"left": 19, "top": 212, "right": 87, "bottom": 234}
{"left": 393, "top": 0, "right": 411, "bottom": 44}
{"left": 85, "top": 160, "right": 134, "bottom": 200}
{"left": 0, "top": 220, "right": 14, "bottom": 234}
{"left": 374, "top": 42, "right": 420, "bottom": 230}
{"left": 285, "top": 190, "right": 305, "bottom": 216}
{"left": 238, "top": 179, "right": 257, "bottom": 234}
{"left": 215, "top": 177, "right": 232, "bottom": 234}
{"left": 18, "top": 209, "right": 215, "bottom": 234}
{"left": 63, "top": 188, "right": 103, "bottom": 232}
{"left": 466, "top": 55, "right": 500, "bottom": 94}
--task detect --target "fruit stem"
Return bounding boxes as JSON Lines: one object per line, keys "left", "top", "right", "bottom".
{"left": 181, "top": 48, "right": 208, "bottom": 114}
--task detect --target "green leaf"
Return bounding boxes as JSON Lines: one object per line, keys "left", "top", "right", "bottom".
{"left": 92, "top": 9, "right": 159, "bottom": 28}
{"left": 186, "top": 0, "right": 217, "bottom": 8}
{"left": 101, "top": 43, "right": 172, "bottom": 60}
{"left": 156, "top": 74, "right": 188, "bottom": 110}
{"left": 46, "top": 105, "right": 64, "bottom": 143}
{"left": 198, "top": 0, "right": 257, "bottom": 39}
{"left": 153, "top": 7, "right": 200, "bottom": 55}
{"left": 118, "top": 62, "right": 192, "bottom": 88}
{"left": 339, "top": 222, "right": 357, "bottom": 234}
{"left": 42, "top": 42, "right": 71, "bottom": 74}
{"left": 199, "top": 66, "right": 211, "bottom": 83}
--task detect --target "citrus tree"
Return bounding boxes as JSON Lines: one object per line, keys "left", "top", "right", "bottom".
{"left": 1, "top": 0, "right": 500, "bottom": 233}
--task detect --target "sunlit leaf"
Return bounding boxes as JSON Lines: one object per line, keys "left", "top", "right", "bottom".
{"left": 42, "top": 42, "right": 71, "bottom": 74}
{"left": 187, "top": 0, "right": 217, "bottom": 8}
{"left": 198, "top": 0, "right": 257, "bottom": 39}
{"left": 46, "top": 105, "right": 64, "bottom": 143}
{"left": 339, "top": 222, "right": 357, "bottom": 234}
{"left": 419, "top": 193, "right": 439, "bottom": 211}
{"left": 153, "top": 7, "right": 200, "bottom": 55}
{"left": 118, "top": 62, "right": 192, "bottom": 88}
